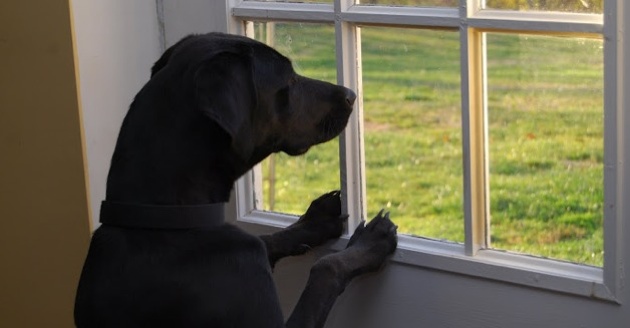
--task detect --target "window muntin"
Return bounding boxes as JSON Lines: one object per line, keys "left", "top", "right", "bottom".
{"left": 231, "top": 0, "right": 621, "bottom": 302}
{"left": 485, "top": 33, "right": 604, "bottom": 266}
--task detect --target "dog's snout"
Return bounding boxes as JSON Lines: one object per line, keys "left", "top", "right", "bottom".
{"left": 345, "top": 89, "right": 357, "bottom": 107}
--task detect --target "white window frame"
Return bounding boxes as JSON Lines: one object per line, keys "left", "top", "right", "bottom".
{"left": 227, "top": 0, "right": 626, "bottom": 303}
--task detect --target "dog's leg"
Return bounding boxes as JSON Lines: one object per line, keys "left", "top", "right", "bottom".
{"left": 285, "top": 210, "right": 397, "bottom": 328}
{"left": 260, "top": 190, "right": 346, "bottom": 267}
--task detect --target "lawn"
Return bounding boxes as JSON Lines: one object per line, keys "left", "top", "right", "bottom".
{"left": 255, "top": 23, "right": 604, "bottom": 266}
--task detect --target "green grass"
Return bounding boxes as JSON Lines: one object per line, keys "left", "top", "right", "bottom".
{"left": 255, "top": 23, "right": 604, "bottom": 266}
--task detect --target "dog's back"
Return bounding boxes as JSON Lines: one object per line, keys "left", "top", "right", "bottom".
{"left": 75, "top": 224, "right": 284, "bottom": 327}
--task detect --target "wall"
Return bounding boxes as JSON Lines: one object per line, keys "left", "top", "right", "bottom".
{"left": 0, "top": 1, "right": 162, "bottom": 326}
{"left": 0, "top": 1, "right": 91, "bottom": 326}
{"left": 72, "top": 0, "right": 162, "bottom": 227}
{"left": 161, "top": 0, "right": 230, "bottom": 47}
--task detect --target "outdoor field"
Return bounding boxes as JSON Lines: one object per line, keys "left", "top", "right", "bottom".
{"left": 255, "top": 22, "right": 604, "bottom": 266}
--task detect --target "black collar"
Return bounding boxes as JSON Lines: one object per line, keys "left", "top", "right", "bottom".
{"left": 99, "top": 201, "right": 226, "bottom": 229}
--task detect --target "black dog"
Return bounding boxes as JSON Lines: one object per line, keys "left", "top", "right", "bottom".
{"left": 75, "top": 32, "right": 397, "bottom": 328}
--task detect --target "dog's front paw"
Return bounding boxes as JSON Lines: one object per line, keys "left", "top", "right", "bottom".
{"left": 290, "top": 190, "right": 346, "bottom": 242}
{"left": 262, "top": 191, "right": 347, "bottom": 264}
{"left": 344, "top": 209, "right": 398, "bottom": 274}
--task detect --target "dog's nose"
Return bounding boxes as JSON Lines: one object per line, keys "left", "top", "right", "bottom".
{"left": 345, "top": 89, "right": 357, "bottom": 107}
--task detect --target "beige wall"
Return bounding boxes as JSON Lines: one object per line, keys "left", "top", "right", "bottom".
{"left": 0, "top": 1, "right": 92, "bottom": 327}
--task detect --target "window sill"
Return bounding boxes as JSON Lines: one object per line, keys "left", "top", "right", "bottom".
{"left": 236, "top": 208, "right": 617, "bottom": 304}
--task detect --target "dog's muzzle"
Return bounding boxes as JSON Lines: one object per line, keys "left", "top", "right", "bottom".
{"left": 99, "top": 201, "right": 226, "bottom": 229}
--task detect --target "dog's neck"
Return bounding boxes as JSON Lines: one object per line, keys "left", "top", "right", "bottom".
{"left": 104, "top": 105, "right": 253, "bottom": 205}
{"left": 104, "top": 80, "right": 278, "bottom": 206}
{"left": 105, "top": 152, "right": 236, "bottom": 205}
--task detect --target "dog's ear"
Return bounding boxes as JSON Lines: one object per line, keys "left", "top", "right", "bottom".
{"left": 194, "top": 52, "right": 257, "bottom": 161}
{"left": 151, "top": 35, "right": 195, "bottom": 77}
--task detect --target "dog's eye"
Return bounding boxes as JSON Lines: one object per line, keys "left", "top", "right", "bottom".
{"left": 288, "top": 76, "right": 298, "bottom": 86}
{"left": 276, "top": 87, "right": 290, "bottom": 110}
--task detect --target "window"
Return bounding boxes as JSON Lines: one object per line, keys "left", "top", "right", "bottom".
{"left": 230, "top": 0, "right": 623, "bottom": 302}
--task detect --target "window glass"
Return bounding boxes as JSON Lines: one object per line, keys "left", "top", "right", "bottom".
{"left": 362, "top": 27, "right": 463, "bottom": 242}
{"left": 486, "top": 33, "right": 604, "bottom": 266}
{"left": 253, "top": 22, "right": 339, "bottom": 215}
{"left": 484, "top": 0, "right": 603, "bottom": 14}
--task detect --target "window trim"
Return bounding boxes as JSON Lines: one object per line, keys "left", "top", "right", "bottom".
{"left": 229, "top": 0, "right": 624, "bottom": 303}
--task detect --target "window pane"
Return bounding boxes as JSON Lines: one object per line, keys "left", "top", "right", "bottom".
{"left": 486, "top": 33, "right": 604, "bottom": 266}
{"left": 253, "top": 22, "right": 339, "bottom": 215}
{"left": 360, "top": 0, "right": 457, "bottom": 6}
{"left": 362, "top": 27, "right": 463, "bottom": 242}
{"left": 484, "top": 0, "right": 603, "bottom": 14}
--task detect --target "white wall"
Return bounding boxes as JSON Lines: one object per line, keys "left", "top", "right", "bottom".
{"left": 161, "top": 0, "right": 230, "bottom": 47}
{"left": 72, "top": 0, "right": 162, "bottom": 227}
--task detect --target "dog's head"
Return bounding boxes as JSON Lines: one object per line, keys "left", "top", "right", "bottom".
{"left": 150, "top": 33, "right": 356, "bottom": 166}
